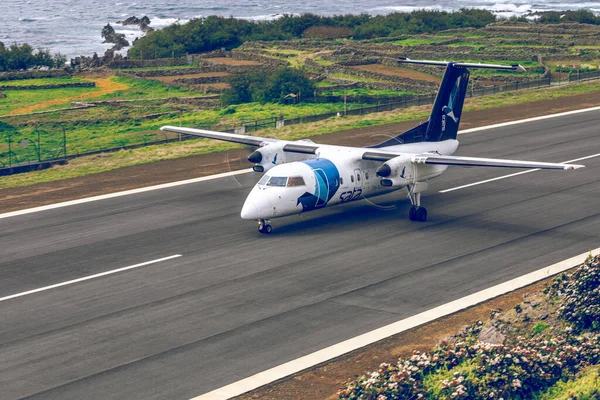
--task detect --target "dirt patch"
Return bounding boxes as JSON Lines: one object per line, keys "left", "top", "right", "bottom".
{"left": 3, "top": 89, "right": 600, "bottom": 213}
{"left": 351, "top": 64, "right": 442, "bottom": 83}
{"left": 202, "top": 82, "right": 230, "bottom": 90}
{"left": 152, "top": 72, "right": 232, "bottom": 84}
{"left": 208, "top": 57, "right": 263, "bottom": 66}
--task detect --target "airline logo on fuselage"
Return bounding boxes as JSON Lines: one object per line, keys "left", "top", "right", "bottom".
{"left": 296, "top": 159, "right": 340, "bottom": 211}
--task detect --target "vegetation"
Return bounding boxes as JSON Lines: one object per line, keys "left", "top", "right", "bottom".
{"left": 222, "top": 68, "right": 315, "bottom": 105}
{"left": 338, "top": 255, "right": 600, "bottom": 400}
{"left": 128, "top": 10, "right": 496, "bottom": 59}
{"left": 0, "top": 42, "right": 66, "bottom": 71}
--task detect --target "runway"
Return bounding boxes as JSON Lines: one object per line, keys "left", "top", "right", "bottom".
{"left": 1, "top": 110, "right": 599, "bottom": 400}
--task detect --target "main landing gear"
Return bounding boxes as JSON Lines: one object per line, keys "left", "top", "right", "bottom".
{"left": 407, "top": 186, "right": 427, "bottom": 222}
{"left": 258, "top": 219, "right": 273, "bottom": 234}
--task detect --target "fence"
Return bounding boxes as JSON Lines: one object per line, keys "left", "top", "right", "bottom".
{"left": 0, "top": 72, "right": 595, "bottom": 174}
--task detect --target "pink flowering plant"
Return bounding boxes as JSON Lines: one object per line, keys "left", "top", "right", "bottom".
{"left": 546, "top": 254, "right": 600, "bottom": 332}
{"left": 338, "top": 255, "right": 600, "bottom": 400}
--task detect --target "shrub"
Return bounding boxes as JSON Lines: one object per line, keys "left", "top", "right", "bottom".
{"left": 338, "top": 333, "right": 600, "bottom": 399}
{"left": 339, "top": 255, "right": 600, "bottom": 400}
{"left": 532, "top": 322, "right": 549, "bottom": 335}
{"left": 547, "top": 254, "right": 600, "bottom": 332}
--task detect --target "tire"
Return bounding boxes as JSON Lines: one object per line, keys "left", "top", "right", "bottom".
{"left": 416, "top": 207, "right": 427, "bottom": 222}
{"left": 265, "top": 225, "right": 273, "bottom": 234}
{"left": 409, "top": 206, "right": 416, "bottom": 221}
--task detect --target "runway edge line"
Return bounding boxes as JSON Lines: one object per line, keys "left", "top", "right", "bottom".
{"left": 193, "top": 247, "right": 600, "bottom": 400}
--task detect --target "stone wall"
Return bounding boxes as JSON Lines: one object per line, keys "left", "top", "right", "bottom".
{"left": 108, "top": 57, "right": 189, "bottom": 69}
{"left": 229, "top": 50, "right": 289, "bottom": 67}
{"left": 172, "top": 76, "right": 228, "bottom": 85}
{"left": 118, "top": 66, "right": 227, "bottom": 78}
{"left": 0, "top": 69, "right": 70, "bottom": 81}
{"left": 0, "top": 82, "right": 95, "bottom": 90}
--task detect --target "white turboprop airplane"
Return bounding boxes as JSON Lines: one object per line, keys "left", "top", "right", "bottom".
{"left": 162, "top": 58, "right": 584, "bottom": 233}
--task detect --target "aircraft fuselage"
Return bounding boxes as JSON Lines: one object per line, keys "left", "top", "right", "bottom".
{"left": 240, "top": 140, "right": 457, "bottom": 220}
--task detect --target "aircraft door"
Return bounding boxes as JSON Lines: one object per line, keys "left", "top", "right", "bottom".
{"left": 354, "top": 169, "right": 362, "bottom": 188}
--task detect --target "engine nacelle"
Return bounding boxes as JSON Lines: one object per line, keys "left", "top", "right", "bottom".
{"left": 376, "top": 154, "right": 414, "bottom": 187}
{"left": 248, "top": 143, "right": 286, "bottom": 173}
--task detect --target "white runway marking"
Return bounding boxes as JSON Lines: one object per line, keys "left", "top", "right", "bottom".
{"left": 457, "top": 105, "right": 600, "bottom": 134}
{"left": 192, "top": 248, "right": 600, "bottom": 400}
{"left": 3, "top": 105, "right": 600, "bottom": 220}
{"left": 0, "top": 254, "right": 182, "bottom": 302}
{"left": 439, "top": 152, "right": 600, "bottom": 193}
{"left": 0, "top": 170, "right": 252, "bottom": 220}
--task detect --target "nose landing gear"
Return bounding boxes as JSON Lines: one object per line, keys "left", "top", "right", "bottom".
{"left": 258, "top": 219, "right": 273, "bottom": 234}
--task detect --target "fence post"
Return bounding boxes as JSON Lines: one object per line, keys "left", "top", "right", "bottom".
{"left": 8, "top": 132, "right": 11, "bottom": 167}
{"left": 37, "top": 129, "right": 41, "bottom": 162}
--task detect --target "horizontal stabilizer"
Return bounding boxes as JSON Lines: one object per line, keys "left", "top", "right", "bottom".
{"left": 412, "top": 154, "right": 584, "bottom": 170}
{"left": 398, "top": 57, "right": 526, "bottom": 72}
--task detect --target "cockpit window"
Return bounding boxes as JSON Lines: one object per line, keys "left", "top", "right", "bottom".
{"left": 287, "top": 176, "right": 305, "bottom": 186}
{"left": 267, "top": 176, "right": 287, "bottom": 187}
{"left": 258, "top": 175, "right": 270, "bottom": 185}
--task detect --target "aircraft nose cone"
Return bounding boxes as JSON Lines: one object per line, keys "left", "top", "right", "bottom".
{"left": 240, "top": 202, "right": 259, "bottom": 220}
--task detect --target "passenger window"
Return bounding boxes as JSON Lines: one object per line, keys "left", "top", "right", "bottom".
{"left": 357, "top": 173, "right": 361, "bottom": 182}
{"left": 258, "top": 175, "right": 270, "bottom": 185}
{"left": 340, "top": 177, "right": 344, "bottom": 185}
{"left": 350, "top": 175, "right": 354, "bottom": 183}
{"left": 365, "top": 172, "right": 369, "bottom": 180}
{"left": 267, "top": 176, "right": 287, "bottom": 187}
{"left": 334, "top": 178, "right": 339, "bottom": 186}
{"left": 287, "top": 176, "right": 305, "bottom": 186}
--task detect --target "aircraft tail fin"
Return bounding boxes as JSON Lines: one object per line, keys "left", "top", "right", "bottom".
{"left": 370, "top": 59, "right": 524, "bottom": 147}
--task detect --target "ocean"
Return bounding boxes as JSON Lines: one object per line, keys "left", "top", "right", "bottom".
{"left": 2, "top": 0, "right": 600, "bottom": 59}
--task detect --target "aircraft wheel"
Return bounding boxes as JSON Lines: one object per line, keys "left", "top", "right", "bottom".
{"left": 416, "top": 207, "right": 427, "bottom": 222}
{"left": 409, "top": 206, "right": 417, "bottom": 221}
{"left": 258, "top": 222, "right": 272, "bottom": 234}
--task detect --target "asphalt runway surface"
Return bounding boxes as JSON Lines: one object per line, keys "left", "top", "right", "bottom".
{"left": 1, "top": 110, "right": 599, "bottom": 400}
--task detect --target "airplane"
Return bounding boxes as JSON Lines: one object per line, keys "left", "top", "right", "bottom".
{"left": 161, "top": 58, "right": 585, "bottom": 234}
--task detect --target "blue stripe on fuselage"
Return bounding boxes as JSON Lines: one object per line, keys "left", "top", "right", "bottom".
{"left": 297, "top": 159, "right": 341, "bottom": 211}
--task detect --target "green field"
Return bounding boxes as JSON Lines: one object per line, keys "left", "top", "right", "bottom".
{"left": 0, "top": 76, "right": 87, "bottom": 86}
{"left": 0, "top": 86, "right": 96, "bottom": 114}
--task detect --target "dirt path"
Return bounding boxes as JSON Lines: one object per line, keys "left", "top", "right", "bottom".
{"left": 8, "top": 77, "right": 129, "bottom": 115}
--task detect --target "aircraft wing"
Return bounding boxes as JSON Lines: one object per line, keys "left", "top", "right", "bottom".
{"left": 161, "top": 126, "right": 279, "bottom": 146}
{"left": 411, "top": 154, "right": 584, "bottom": 170}
{"left": 160, "top": 125, "right": 319, "bottom": 154}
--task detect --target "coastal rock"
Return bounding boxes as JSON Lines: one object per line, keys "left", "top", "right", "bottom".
{"left": 101, "top": 24, "right": 129, "bottom": 50}
{"left": 117, "top": 16, "right": 154, "bottom": 33}
{"left": 478, "top": 325, "right": 505, "bottom": 344}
